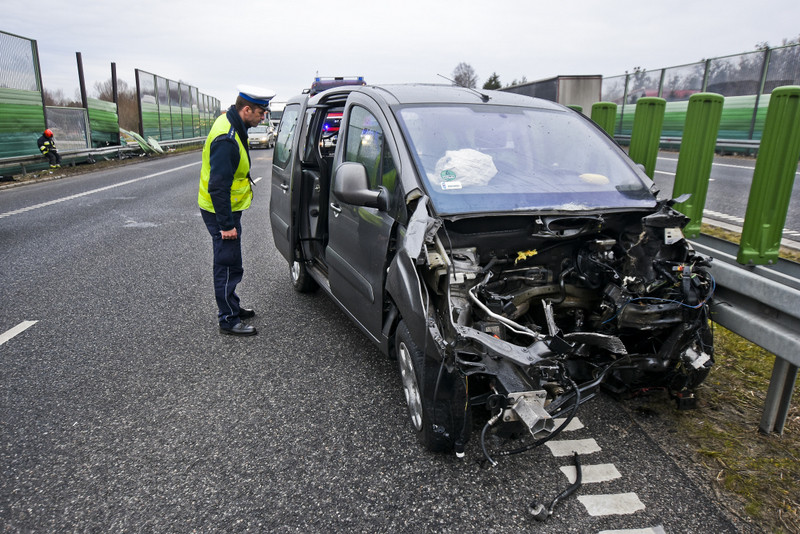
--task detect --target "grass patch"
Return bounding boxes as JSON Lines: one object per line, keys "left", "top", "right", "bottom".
{"left": 688, "top": 325, "right": 800, "bottom": 533}
{"left": 700, "top": 223, "right": 800, "bottom": 263}
{"left": 631, "top": 324, "right": 800, "bottom": 533}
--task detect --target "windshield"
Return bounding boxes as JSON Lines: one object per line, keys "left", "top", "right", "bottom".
{"left": 395, "top": 105, "right": 655, "bottom": 215}
{"left": 248, "top": 125, "right": 268, "bottom": 134}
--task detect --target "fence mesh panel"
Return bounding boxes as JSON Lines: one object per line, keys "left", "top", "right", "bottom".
{"left": 46, "top": 107, "right": 89, "bottom": 150}
{"left": 765, "top": 45, "right": 800, "bottom": 93}
{"left": 706, "top": 51, "right": 766, "bottom": 96}
{"left": 661, "top": 62, "right": 706, "bottom": 102}
{"left": 0, "top": 31, "right": 38, "bottom": 92}
{"left": 625, "top": 69, "right": 662, "bottom": 102}
{"left": 603, "top": 44, "right": 799, "bottom": 139}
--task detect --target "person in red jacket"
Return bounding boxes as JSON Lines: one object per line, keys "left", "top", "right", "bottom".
{"left": 37, "top": 129, "right": 62, "bottom": 168}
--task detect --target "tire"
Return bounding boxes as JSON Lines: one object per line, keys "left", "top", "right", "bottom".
{"left": 395, "top": 320, "right": 470, "bottom": 453}
{"left": 290, "top": 259, "right": 318, "bottom": 293}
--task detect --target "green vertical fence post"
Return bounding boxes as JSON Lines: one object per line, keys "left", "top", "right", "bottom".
{"left": 737, "top": 86, "right": 800, "bottom": 265}
{"left": 567, "top": 105, "right": 583, "bottom": 113}
{"left": 628, "top": 97, "right": 666, "bottom": 178}
{"left": 672, "top": 93, "right": 725, "bottom": 238}
{"left": 590, "top": 102, "right": 618, "bottom": 137}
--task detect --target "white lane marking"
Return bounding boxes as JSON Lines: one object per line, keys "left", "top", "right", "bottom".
{"left": 659, "top": 155, "right": 798, "bottom": 175}
{"left": 655, "top": 169, "right": 715, "bottom": 181}
{"left": 560, "top": 463, "right": 621, "bottom": 484}
{"left": 704, "top": 209, "right": 800, "bottom": 235}
{"left": 703, "top": 209, "right": 745, "bottom": 223}
{"left": 0, "top": 161, "right": 201, "bottom": 219}
{"left": 599, "top": 527, "right": 666, "bottom": 534}
{"left": 253, "top": 176, "right": 263, "bottom": 183}
{"left": 553, "top": 417, "right": 584, "bottom": 432}
{"left": 545, "top": 438, "right": 601, "bottom": 457}
{"left": 578, "top": 492, "right": 646, "bottom": 516}
{"left": 0, "top": 321, "right": 38, "bottom": 346}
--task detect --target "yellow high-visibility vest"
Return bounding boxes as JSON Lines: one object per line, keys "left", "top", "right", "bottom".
{"left": 198, "top": 113, "right": 252, "bottom": 213}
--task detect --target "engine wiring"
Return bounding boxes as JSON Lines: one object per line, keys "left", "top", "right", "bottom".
{"left": 601, "top": 273, "right": 716, "bottom": 324}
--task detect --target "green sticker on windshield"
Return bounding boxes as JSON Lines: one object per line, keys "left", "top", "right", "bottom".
{"left": 441, "top": 169, "right": 456, "bottom": 181}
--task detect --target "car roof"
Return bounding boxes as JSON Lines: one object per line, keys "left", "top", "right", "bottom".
{"left": 361, "top": 84, "right": 564, "bottom": 110}
{"left": 300, "top": 83, "right": 564, "bottom": 111}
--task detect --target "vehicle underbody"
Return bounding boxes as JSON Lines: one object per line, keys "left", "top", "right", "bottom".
{"left": 399, "top": 197, "right": 714, "bottom": 462}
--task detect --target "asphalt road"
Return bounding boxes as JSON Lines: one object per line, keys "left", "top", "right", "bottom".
{"left": 0, "top": 151, "right": 756, "bottom": 533}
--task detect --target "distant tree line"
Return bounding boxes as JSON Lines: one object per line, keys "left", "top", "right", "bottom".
{"left": 451, "top": 62, "right": 528, "bottom": 91}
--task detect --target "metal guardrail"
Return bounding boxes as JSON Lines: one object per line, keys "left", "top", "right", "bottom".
{"left": 0, "top": 137, "right": 205, "bottom": 176}
{"left": 691, "top": 234, "right": 800, "bottom": 434}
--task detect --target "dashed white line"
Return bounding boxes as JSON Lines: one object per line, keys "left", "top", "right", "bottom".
{"left": 599, "top": 527, "right": 666, "bottom": 534}
{"left": 553, "top": 417, "right": 585, "bottom": 432}
{"left": 0, "top": 161, "right": 201, "bottom": 219}
{"left": 578, "top": 492, "right": 646, "bottom": 516}
{"left": 560, "top": 463, "right": 621, "bottom": 484}
{"left": 703, "top": 209, "right": 745, "bottom": 224}
{"left": 658, "top": 155, "right": 799, "bottom": 175}
{"left": 0, "top": 320, "right": 38, "bottom": 346}
{"left": 545, "top": 438, "right": 601, "bottom": 457}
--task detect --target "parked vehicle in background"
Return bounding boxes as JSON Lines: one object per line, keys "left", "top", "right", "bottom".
{"left": 269, "top": 101, "right": 286, "bottom": 132}
{"left": 269, "top": 84, "right": 714, "bottom": 461}
{"left": 247, "top": 124, "right": 274, "bottom": 149}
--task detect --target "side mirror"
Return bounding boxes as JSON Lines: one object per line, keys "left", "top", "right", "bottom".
{"left": 333, "top": 162, "right": 389, "bottom": 211}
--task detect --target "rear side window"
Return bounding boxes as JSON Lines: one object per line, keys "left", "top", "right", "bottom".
{"left": 273, "top": 104, "right": 300, "bottom": 168}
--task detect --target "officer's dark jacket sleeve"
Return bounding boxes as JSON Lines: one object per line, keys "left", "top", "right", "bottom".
{"left": 207, "top": 135, "right": 240, "bottom": 230}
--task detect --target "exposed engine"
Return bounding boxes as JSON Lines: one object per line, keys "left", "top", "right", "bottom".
{"left": 417, "top": 200, "right": 714, "bottom": 463}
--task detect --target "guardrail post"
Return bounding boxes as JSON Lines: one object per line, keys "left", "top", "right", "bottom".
{"left": 628, "top": 97, "right": 666, "bottom": 178}
{"left": 591, "top": 102, "right": 618, "bottom": 137}
{"left": 737, "top": 86, "right": 800, "bottom": 265}
{"left": 760, "top": 358, "right": 798, "bottom": 435}
{"left": 672, "top": 93, "right": 725, "bottom": 238}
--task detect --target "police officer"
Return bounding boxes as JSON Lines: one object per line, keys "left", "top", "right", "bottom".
{"left": 37, "top": 129, "right": 62, "bottom": 168}
{"left": 198, "top": 85, "right": 275, "bottom": 336}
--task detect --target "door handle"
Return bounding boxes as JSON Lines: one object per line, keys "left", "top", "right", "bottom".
{"left": 330, "top": 203, "right": 342, "bottom": 216}
{"left": 279, "top": 182, "right": 289, "bottom": 192}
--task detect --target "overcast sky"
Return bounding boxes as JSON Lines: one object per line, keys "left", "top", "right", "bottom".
{"left": 5, "top": 0, "right": 799, "bottom": 107}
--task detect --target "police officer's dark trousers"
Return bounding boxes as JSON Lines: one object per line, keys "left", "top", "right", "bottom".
{"left": 201, "top": 209, "right": 244, "bottom": 327}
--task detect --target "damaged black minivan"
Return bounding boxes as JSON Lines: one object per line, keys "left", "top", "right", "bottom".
{"left": 269, "top": 84, "right": 713, "bottom": 461}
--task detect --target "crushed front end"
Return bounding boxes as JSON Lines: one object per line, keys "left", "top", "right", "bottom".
{"left": 412, "top": 199, "right": 714, "bottom": 460}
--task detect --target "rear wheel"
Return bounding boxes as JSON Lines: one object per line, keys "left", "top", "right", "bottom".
{"left": 395, "top": 320, "right": 470, "bottom": 453}
{"left": 290, "top": 259, "right": 318, "bottom": 293}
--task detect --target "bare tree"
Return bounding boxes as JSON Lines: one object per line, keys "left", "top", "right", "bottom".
{"left": 452, "top": 62, "right": 478, "bottom": 88}
{"left": 42, "top": 87, "right": 81, "bottom": 107}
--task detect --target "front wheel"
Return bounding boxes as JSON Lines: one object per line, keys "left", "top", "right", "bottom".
{"left": 290, "top": 259, "right": 318, "bottom": 293}
{"left": 395, "top": 321, "right": 470, "bottom": 453}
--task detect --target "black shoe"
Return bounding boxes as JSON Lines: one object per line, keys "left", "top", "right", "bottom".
{"left": 238, "top": 307, "right": 256, "bottom": 319}
{"left": 219, "top": 322, "right": 257, "bottom": 336}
